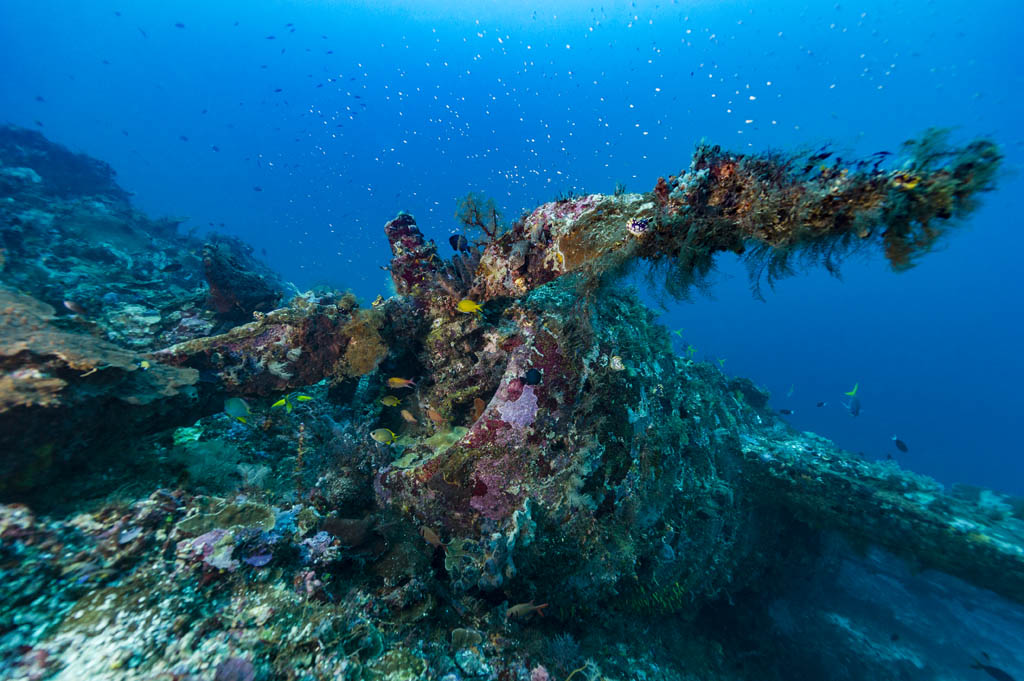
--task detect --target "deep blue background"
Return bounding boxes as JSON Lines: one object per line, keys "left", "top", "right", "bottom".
{"left": 2, "top": 0, "right": 1021, "bottom": 493}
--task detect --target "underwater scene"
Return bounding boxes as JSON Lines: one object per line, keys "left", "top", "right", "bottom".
{"left": 1, "top": 1, "right": 1023, "bottom": 679}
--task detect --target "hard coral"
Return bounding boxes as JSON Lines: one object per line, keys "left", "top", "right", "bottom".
{"left": 0, "top": 125, "right": 128, "bottom": 200}
{"left": 335, "top": 308, "right": 388, "bottom": 379}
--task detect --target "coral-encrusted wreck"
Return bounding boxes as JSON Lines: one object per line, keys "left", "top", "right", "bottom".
{"left": 2, "top": 126, "right": 1022, "bottom": 681}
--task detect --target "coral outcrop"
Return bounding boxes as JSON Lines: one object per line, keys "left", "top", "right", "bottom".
{"left": 0, "top": 288, "right": 201, "bottom": 495}
{"left": 2, "top": 127, "right": 1020, "bottom": 681}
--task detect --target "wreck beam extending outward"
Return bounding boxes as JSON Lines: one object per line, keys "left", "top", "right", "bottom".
{"left": 456, "top": 131, "right": 1000, "bottom": 302}
{"left": 153, "top": 295, "right": 393, "bottom": 397}
{"left": 739, "top": 434, "right": 1024, "bottom": 605}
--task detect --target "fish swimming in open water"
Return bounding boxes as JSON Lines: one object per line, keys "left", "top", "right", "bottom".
{"left": 892, "top": 436, "right": 909, "bottom": 453}
{"left": 843, "top": 383, "right": 861, "bottom": 416}
{"left": 971, "top": 654, "right": 1016, "bottom": 681}
{"left": 845, "top": 397, "right": 861, "bottom": 417}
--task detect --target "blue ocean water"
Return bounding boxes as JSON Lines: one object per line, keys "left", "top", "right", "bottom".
{"left": 1, "top": 0, "right": 1020, "bottom": 494}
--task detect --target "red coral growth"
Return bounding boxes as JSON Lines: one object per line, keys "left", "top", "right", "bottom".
{"left": 469, "top": 455, "right": 528, "bottom": 521}
{"left": 384, "top": 213, "right": 442, "bottom": 298}
{"left": 654, "top": 176, "right": 670, "bottom": 204}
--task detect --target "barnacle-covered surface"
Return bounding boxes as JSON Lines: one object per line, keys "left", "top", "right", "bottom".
{"left": 2, "top": 130, "right": 1023, "bottom": 681}
{"left": 155, "top": 293, "right": 391, "bottom": 397}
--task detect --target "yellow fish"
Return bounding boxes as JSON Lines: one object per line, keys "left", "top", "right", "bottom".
{"left": 387, "top": 377, "right": 416, "bottom": 389}
{"left": 370, "top": 428, "right": 397, "bottom": 445}
{"left": 273, "top": 393, "right": 313, "bottom": 412}
{"left": 456, "top": 299, "right": 483, "bottom": 315}
{"left": 380, "top": 395, "right": 401, "bottom": 407}
{"left": 892, "top": 173, "right": 921, "bottom": 190}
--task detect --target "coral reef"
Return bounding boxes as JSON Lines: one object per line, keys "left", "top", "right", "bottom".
{"left": 0, "top": 287, "right": 201, "bottom": 496}
{"left": 0, "top": 126, "right": 129, "bottom": 201}
{"left": 2, "top": 129, "right": 1021, "bottom": 681}
{"left": 202, "top": 236, "right": 284, "bottom": 323}
{"left": 0, "top": 126, "right": 225, "bottom": 351}
{"left": 155, "top": 291, "right": 387, "bottom": 397}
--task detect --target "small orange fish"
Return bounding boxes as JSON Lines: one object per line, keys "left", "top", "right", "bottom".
{"left": 426, "top": 408, "right": 447, "bottom": 425}
{"left": 470, "top": 397, "right": 486, "bottom": 422}
{"left": 400, "top": 409, "right": 418, "bottom": 424}
{"left": 419, "top": 525, "right": 445, "bottom": 550}
{"left": 506, "top": 600, "right": 548, "bottom": 619}
{"left": 387, "top": 377, "right": 416, "bottom": 389}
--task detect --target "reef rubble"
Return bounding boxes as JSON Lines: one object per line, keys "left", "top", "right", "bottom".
{"left": 1, "top": 125, "right": 1022, "bottom": 681}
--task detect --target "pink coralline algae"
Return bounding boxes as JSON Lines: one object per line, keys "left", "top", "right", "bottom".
{"left": 544, "top": 193, "right": 598, "bottom": 221}
{"left": 180, "top": 528, "right": 239, "bottom": 571}
{"left": 496, "top": 384, "right": 538, "bottom": 428}
{"left": 214, "top": 657, "right": 256, "bottom": 681}
{"left": 469, "top": 452, "right": 534, "bottom": 521}
{"left": 470, "top": 469, "right": 516, "bottom": 521}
